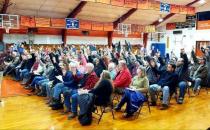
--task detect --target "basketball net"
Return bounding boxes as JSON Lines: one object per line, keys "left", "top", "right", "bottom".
{"left": 5, "top": 27, "right": 10, "bottom": 33}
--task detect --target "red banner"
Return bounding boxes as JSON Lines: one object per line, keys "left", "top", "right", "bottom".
{"left": 92, "top": 22, "right": 104, "bottom": 31}
{"left": 35, "top": 18, "right": 50, "bottom": 27}
{"left": 124, "top": 0, "right": 138, "bottom": 8}
{"left": 149, "top": 0, "right": 160, "bottom": 10}
{"left": 20, "top": 16, "right": 35, "bottom": 27}
{"left": 197, "top": 20, "right": 210, "bottom": 30}
{"left": 138, "top": 0, "right": 149, "bottom": 9}
{"left": 111, "top": 0, "right": 124, "bottom": 6}
{"left": 166, "top": 23, "right": 176, "bottom": 30}
{"left": 187, "top": 7, "right": 195, "bottom": 15}
{"left": 179, "top": 6, "right": 188, "bottom": 14}
{"left": 79, "top": 20, "right": 92, "bottom": 30}
{"left": 170, "top": 4, "right": 180, "bottom": 14}
{"left": 103, "top": 23, "right": 113, "bottom": 31}
{"left": 96, "top": 0, "right": 110, "bottom": 4}
{"left": 51, "top": 18, "right": 65, "bottom": 28}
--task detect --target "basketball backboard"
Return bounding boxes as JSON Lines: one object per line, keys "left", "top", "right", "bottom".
{"left": 0, "top": 14, "right": 19, "bottom": 33}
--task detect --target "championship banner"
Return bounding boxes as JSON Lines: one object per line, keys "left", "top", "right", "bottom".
{"left": 96, "top": 0, "right": 110, "bottom": 4}
{"left": 166, "top": 23, "right": 176, "bottom": 30}
{"left": 103, "top": 23, "right": 113, "bottom": 31}
{"left": 91, "top": 22, "right": 104, "bottom": 31}
{"left": 51, "top": 18, "right": 65, "bottom": 28}
{"left": 197, "top": 20, "right": 210, "bottom": 30}
{"left": 160, "top": 2, "right": 170, "bottom": 12}
{"left": 138, "top": 0, "right": 149, "bottom": 9}
{"left": 179, "top": 6, "right": 188, "bottom": 14}
{"left": 187, "top": 7, "right": 196, "bottom": 15}
{"left": 20, "top": 16, "right": 35, "bottom": 27}
{"left": 111, "top": 0, "right": 124, "bottom": 6}
{"left": 124, "top": 0, "right": 138, "bottom": 8}
{"left": 79, "top": 20, "right": 92, "bottom": 30}
{"left": 170, "top": 4, "right": 180, "bottom": 14}
{"left": 144, "top": 25, "right": 156, "bottom": 33}
{"left": 149, "top": 0, "right": 160, "bottom": 11}
{"left": 66, "top": 18, "right": 79, "bottom": 29}
{"left": 35, "top": 17, "right": 50, "bottom": 27}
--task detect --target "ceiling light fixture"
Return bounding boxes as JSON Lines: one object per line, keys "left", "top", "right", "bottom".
{"left": 199, "top": 0, "right": 206, "bottom": 4}
{"left": 158, "top": 18, "right": 163, "bottom": 22}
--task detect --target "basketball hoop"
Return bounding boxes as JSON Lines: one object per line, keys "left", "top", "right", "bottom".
{"left": 117, "top": 23, "right": 131, "bottom": 37}
{"left": 5, "top": 27, "right": 11, "bottom": 34}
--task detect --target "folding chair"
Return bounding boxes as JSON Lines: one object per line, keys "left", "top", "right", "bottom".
{"left": 93, "top": 99, "right": 115, "bottom": 124}
{"left": 135, "top": 91, "right": 151, "bottom": 119}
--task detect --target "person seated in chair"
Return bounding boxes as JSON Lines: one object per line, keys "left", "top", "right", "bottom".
{"left": 113, "top": 60, "right": 132, "bottom": 94}
{"left": 114, "top": 66, "right": 149, "bottom": 118}
{"left": 89, "top": 70, "right": 113, "bottom": 106}
{"left": 149, "top": 63, "right": 178, "bottom": 110}
{"left": 176, "top": 48, "right": 190, "bottom": 104}
{"left": 190, "top": 49, "right": 208, "bottom": 94}
{"left": 68, "top": 63, "right": 99, "bottom": 119}
{"left": 50, "top": 62, "right": 83, "bottom": 110}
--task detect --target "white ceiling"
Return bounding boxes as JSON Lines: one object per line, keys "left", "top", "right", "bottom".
{"left": 1, "top": 0, "right": 210, "bottom": 26}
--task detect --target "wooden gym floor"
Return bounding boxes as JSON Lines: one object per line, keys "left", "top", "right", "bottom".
{"left": 0, "top": 77, "right": 210, "bottom": 130}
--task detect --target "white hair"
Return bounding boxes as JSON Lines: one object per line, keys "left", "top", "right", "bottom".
{"left": 86, "top": 63, "right": 94, "bottom": 71}
{"left": 69, "top": 62, "right": 79, "bottom": 68}
{"left": 108, "top": 62, "right": 116, "bottom": 70}
{"left": 119, "top": 60, "right": 127, "bottom": 66}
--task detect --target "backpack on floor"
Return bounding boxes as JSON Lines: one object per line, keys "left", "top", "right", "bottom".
{"left": 78, "top": 93, "right": 94, "bottom": 126}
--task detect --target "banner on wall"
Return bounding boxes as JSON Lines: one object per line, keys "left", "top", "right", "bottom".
{"left": 149, "top": 0, "right": 160, "bottom": 11}
{"left": 20, "top": 16, "right": 35, "bottom": 27}
{"left": 51, "top": 18, "right": 65, "bottom": 28}
{"left": 91, "top": 22, "right": 104, "bottom": 31}
{"left": 197, "top": 20, "right": 210, "bottom": 30}
{"left": 103, "top": 23, "right": 113, "bottom": 31}
{"left": 35, "top": 18, "right": 50, "bottom": 27}
{"left": 124, "top": 0, "right": 138, "bottom": 8}
{"left": 187, "top": 7, "right": 196, "bottom": 15}
{"left": 170, "top": 4, "right": 180, "bottom": 14}
{"left": 66, "top": 18, "right": 79, "bottom": 29}
{"left": 79, "top": 20, "right": 92, "bottom": 30}
{"left": 166, "top": 23, "right": 176, "bottom": 30}
{"left": 160, "top": 3, "right": 170, "bottom": 12}
{"left": 137, "top": 0, "right": 150, "bottom": 9}
{"left": 179, "top": 6, "right": 188, "bottom": 14}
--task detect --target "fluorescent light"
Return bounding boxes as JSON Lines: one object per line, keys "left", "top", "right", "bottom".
{"left": 199, "top": 0, "right": 206, "bottom": 4}
{"left": 158, "top": 18, "right": 163, "bottom": 22}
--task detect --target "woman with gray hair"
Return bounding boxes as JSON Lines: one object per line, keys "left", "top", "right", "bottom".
{"left": 114, "top": 66, "right": 149, "bottom": 118}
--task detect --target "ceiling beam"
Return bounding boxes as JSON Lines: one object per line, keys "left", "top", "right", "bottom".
{"left": 151, "top": 0, "right": 200, "bottom": 26}
{"left": 113, "top": 8, "right": 137, "bottom": 29}
{"left": 1, "top": 0, "right": 10, "bottom": 14}
{"left": 67, "top": 1, "right": 87, "bottom": 18}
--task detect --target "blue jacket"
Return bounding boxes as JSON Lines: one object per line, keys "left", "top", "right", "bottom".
{"left": 63, "top": 70, "right": 83, "bottom": 89}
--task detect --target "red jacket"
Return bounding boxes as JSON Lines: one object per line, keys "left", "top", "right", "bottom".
{"left": 83, "top": 71, "right": 99, "bottom": 90}
{"left": 114, "top": 68, "right": 132, "bottom": 88}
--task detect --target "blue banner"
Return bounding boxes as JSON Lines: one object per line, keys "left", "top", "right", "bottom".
{"left": 66, "top": 18, "right": 79, "bottom": 29}
{"left": 160, "top": 3, "right": 170, "bottom": 12}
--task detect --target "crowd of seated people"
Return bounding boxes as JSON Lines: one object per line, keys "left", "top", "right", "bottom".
{"left": 2, "top": 43, "right": 210, "bottom": 123}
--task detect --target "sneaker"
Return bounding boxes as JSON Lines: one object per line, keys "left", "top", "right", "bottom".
{"left": 149, "top": 102, "right": 157, "bottom": 106}
{"left": 177, "top": 98, "right": 184, "bottom": 104}
{"left": 160, "top": 104, "right": 169, "bottom": 110}
{"left": 68, "top": 113, "right": 77, "bottom": 120}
